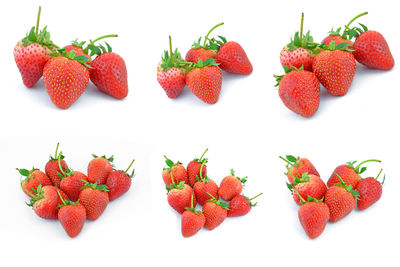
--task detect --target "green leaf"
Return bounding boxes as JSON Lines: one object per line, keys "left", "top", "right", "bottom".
{"left": 286, "top": 155, "right": 297, "bottom": 163}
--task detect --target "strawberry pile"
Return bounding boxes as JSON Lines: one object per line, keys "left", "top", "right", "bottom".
{"left": 162, "top": 149, "right": 262, "bottom": 237}
{"left": 17, "top": 143, "right": 135, "bottom": 238}
{"left": 14, "top": 7, "right": 129, "bottom": 109}
{"left": 281, "top": 155, "right": 384, "bottom": 239}
{"left": 157, "top": 23, "right": 252, "bottom": 104}
{"left": 275, "top": 12, "right": 394, "bottom": 117}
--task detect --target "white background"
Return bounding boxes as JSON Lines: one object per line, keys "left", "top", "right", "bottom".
{"left": 0, "top": 0, "right": 398, "bottom": 266}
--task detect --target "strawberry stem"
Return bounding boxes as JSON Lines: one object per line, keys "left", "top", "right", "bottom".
{"left": 279, "top": 156, "right": 293, "bottom": 166}
{"left": 199, "top": 148, "right": 208, "bottom": 161}
{"left": 35, "top": 6, "right": 41, "bottom": 38}
{"left": 54, "top": 143, "right": 60, "bottom": 159}
{"left": 56, "top": 189, "right": 67, "bottom": 206}
{"left": 300, "top": 12, "right": 304, "bottom": 43}
{"left": 21, "top": 183, "right": 36, "bottom": 198}
{"left": 92, "top": 34, "right": 118, "bottom": 43}
{"left": 125, "top": 159, "right": 135, "bottom": 173}
{"left": 355, "top": 159, "right": 381, "bottom": 170}
{"left": 375, "top": 169, "right": 383, "bottom": 180}
{"left": 190, "top": 193, "right": 194, "bottom": 209}
{"left": 346, "top": 11, "right": 368, "bottom": 28}
{"left": 203, "top": 22, "right": 224, "bottom": 47}
{"left": 249, "top": 193, "right": 263, "bottom": 201}
{"left": 291, "top": 182, "right": 306, "bottom": 203}
{"left": 57, "top": 152, "right": 66, "bottom": 177}
{"left": 169, "top": 35, "right": 173, "bottom": 58}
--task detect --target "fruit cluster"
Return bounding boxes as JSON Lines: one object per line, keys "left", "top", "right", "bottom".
{"left": 281, "top": 155, "right": 384, "bottom": 239}
{"left": 157, "top": 23, "right": 253, "bottom": 104}
{"left": 162, "top": 149, "right": 262, "bottom": 237}
{"left": 275, "top": 12, "right": 394, "bottom": 117}
{"left": 18, "top": 143, "right": 135, "bottom": 238}
{"left": 14, "top": 7, "right": 128, "bottom": 109}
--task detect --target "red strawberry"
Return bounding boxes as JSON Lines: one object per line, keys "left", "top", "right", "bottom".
{"left": 18, "top": 168, "right": 52, "bottom": 197}
{"left": 352, "top": 28, "right": 394, "bottom": 70}
{"left": 356, "top": 169, "right": 384, "bottom": 210}
{"left": 14, "top": 7, "right": 57, "bottom": 88}
{"left": 57, "top": 190, "right": 86, "bottom": 238}
{"left": 185, "top": 23, "right": 223, "bottom": 63}
{"left": 45, "top": 143, "right": 68, "bottom": 187}
{"left": 287, "top": 172, "right": 327, "bottom": 205}
{"left": 79, "top": 181, "right": 109, "bottom": 220}
{"left": 58, "top": 162, "right": 88, "bottom": 202}
{"left": 218, "top": 169, "right": 247, "bottom": 201}
{"left": 228, "top": 193, "right": 262, "bottom": 217}
{"left": 216, "top": 38, "right": 252, "bottom": 74}
{"left": 280, "top": 13, "right": 317, "bottom": 71}
{"left": 321, "top": 12, "right": 368, "bottom": 47}
{"left": 89, "top": 43, "right": 128, "bottom": 99}
{"left": 87, "top": 154, "right": 114, "bottom": 184}
{"left": 26, "top": 185, "right": 68, "bottom": 220}
{"left": 193, "top": 167, "right": 219, "bottom": 206}
{"left": 295, "top": 193, "right": 330, "bottom": 239}
{"left": 275, "top": 67, "right": 320, "bottom": 117}
{"left": 157, "top": 36, "right": 187, "bottom": 98}
{"left": 312, "top": 42, "right": 356, "bottom": 96}
{"left": 327, "top": 159, "right": 381, "bottom": 189}
{"left": 186, "top": 59, "right": 222, "bottom": 104}
{"left": 181, "top": 194, "right": 205, "bottom": 237}
{"left": 167, "top": 181, "right": 196, "bottom": 214}
{"left": 187, "top": 148, "right": 208, "bottom": 187}
{"left": 106, "top": 159, "right": 135, "bottom": 201}
{"left": 280, "top": 155, "right": 320, "bottom": 183}
{"left": 203, "top": 193, "right": 229, "bottom": 230}
{"left": 43, "top": 50, "right": 90, "bottom": 109}
{"left": 324, "top": 173, "right": 359, "bottom": 222}
{"left": 162, "top": 155, "right": 188, "bottom": 187}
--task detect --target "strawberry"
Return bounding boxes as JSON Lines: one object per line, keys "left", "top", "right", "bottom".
{"left": 327, "top": 159, "right": 381, "bottom": 189}
{"left": 58, "top": 162, "right": 88, "bottom": 202}
{"left": 79, "top": 181, "right": 109, "bottom": 220}
{"left": 14, "top": 7, "right": 57, "bottom": 88}
{"left": 193, "top": 165, "right": 219, "bottom": 206}
{"left": 185, "top": 23, "right": 223, "bottom": 63}
{"left": 218, "top": 169, "right": 247, "bottom": 201}
{"left": 162, "top": 155, "right": 188, "bottom": 187}
{"left": 356, "top": 169, "right": 384, "bottom": 210}
{"left": 275, "top": 66, "right": 320, "bottom": 117}
{"left": 352, "top": 26, "right": 394, "bottom": 70}
{"left": 43, "top": 49, "right": 90, "bottom": 109}
{"left": 216, "top": 37, "right": 252, "bottom": 74}
{"left": 87, "top": 154, "right": 114, "bottom": 184}
{"left": 286, "top": 172, "right": 327, "bottom": 205}
{"left": 321, "top": 12, "right": 368, "bottom": 47}
{"left": 57, "top": 189, "right": 86, "bottom": 238}
{"left": 167, "top": 181, "right": 196, "bottom": 214}
{"left": 106, "top": 159, "right": 135, "bottom": 201}
{"left": 280, "top": 13, "right": 317, "bottom": 71}
{"left": 25, "top": 185, "right": 68, "bottom": 220}
{"left": 88, "top": 42, "right": 128, "bottom": 99}
{"left": 187, "top": 148, "right": 208, "bottom": 187}
{"left": 181, "top": 194, "right": 205, "bottom": 237}
{"left": 203, "top": 193, "right": 229, "bottom": 230}
{"left": 280, "top": 155, "right": 320, "bottom": 183}
{"left": 324, "top": 173, "right": 359, "bottom": 222}
{"left": 18, "top": 168, "right": 52, "bottom": 197}
{"left": 45, "top": 143, "right": 68, "bottom": 187}
{"left": 228, "top": 193, "right": 262, "bottom": 217}
{"left": 312, "top": 42, "right": 356, "bottom": 96}
{"left": 157, "top": 36, "right": 187, "bottom": 98}
{"left": 295, "top": 192, "right": 330, "bottom": 239}
{"left": 185, "top": 59, "right": 222, "bottom": 104}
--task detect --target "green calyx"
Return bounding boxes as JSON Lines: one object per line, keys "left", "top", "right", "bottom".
{"left": 185, "top": 193, "right": 203, "bottom": 214}
{"left": 80, "top": 180, "right": 109, "bottom": 192}
{"left": 191, "top": 22, "right": 224, "bottom": 51}
{"left": 194, "top": 148, "right": 209, "bottom": 164}
{"left": 21, "top": 6, "right": 58, "bottom": 50}
{"left": 314, "top": 41, "right": 354, "bottom": 54}
{"left": 26, "top": 184, "right": 44, "bottom": 206}
{"left": 57, "top": 188, "right": 80, "bottom": 208}
{"left": 49, "top": 143, "right": 64, "bottom": 161}
{"left": 346, "top": 159, "right": 381, "bottom": 174}
{"left": 273, "top": 66, "right": 304, "bottom": 87}
{"left": 92, "top": 154, "right": 114, "bottom": 163}
{"left": 49, "top": 48, "right": 92, "bottom": 68}
{"left": 334, "top": 173, "right": 360, "bottom": 199}
{"left": 287, "top": 13, "right": 318, "bottom": 51}
{"left": 206, "top": 192, "right": 229, "bottom": 210}
{"left": 280, "top": 155, "right": 299, "bottom": 167}
{"left": 163, "top": 155, "right": 181, "bottom": 172}
{"left": 286, "top": 172, "right": 310, "bottom": 192}
{"left": 160, "top": 36, "right": 188, "bottom": 72}
{"left": 16, "top": 167, "right": 37, "bottom": 182}
{"left": 186, "top": 58, "right": 219, "bottom": 72}
{"left": 327, "top": 12, "right": 368, "bottom": 40}
{"left": 230, "top": 169, "right": 247, "bottom": 185}
{"left": 71, "top": 34, "right": 118, "bottom": 56}
{"left": 345, "top": 23, "right": 369, "bottom": 40}
{"left": 166, "top": 180, "right": 185, "bottom": 192}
